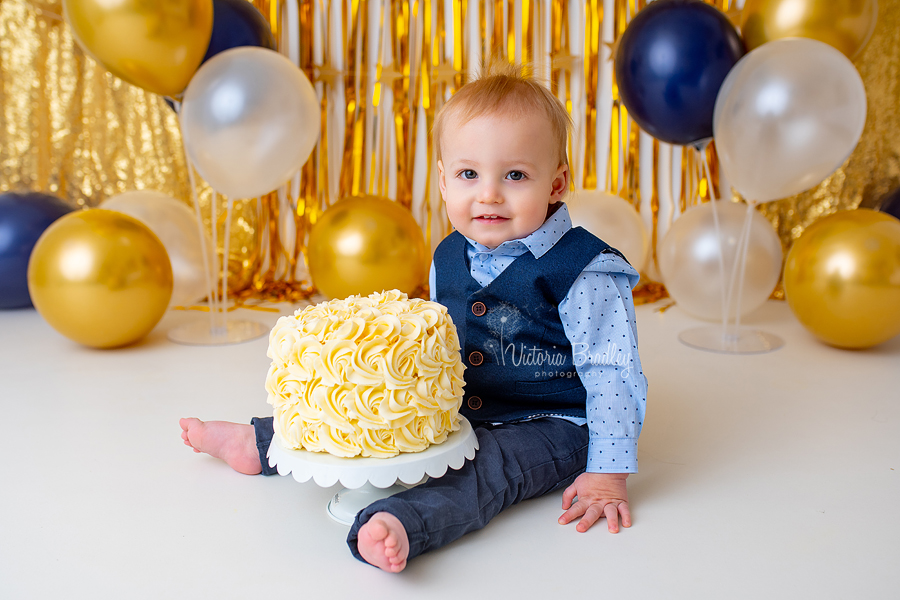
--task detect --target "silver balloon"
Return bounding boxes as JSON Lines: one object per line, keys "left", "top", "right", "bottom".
{"left": 713, "top": 38, "right": 867, "bottom": 204}
{"left": 180, "top": 47, "right": 320, "bottom": 200}
{"left": 658, "top": 201, "right": 783, "bottom": 322}
{"left": 566, "top": 190, "right": 650, "bottom": 272}
{"left": 100, "top": 191, "right": 213, "bottom": 307}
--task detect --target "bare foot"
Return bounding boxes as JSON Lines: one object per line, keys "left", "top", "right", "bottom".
{"left": 357, "top": 512, "right": 410, "bottom": 573}
{"left": 179, "top": 418, "right": 262, "bottom": 475}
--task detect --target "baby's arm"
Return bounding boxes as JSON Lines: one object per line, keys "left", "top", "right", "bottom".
{"left": 558, "top": 472, "right": 630, "bottom": 533}
{"left": 557, "top": 253, "right": 646, "bottom": 533}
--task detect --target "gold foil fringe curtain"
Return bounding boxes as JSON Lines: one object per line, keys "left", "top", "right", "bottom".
{"left": 2, "top": 0, "right": 899, "bottom": 305}
{"left": 280, "top": 0, "right": 730, "bottom": 304}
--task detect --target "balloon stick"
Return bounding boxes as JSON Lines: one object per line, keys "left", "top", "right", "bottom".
{"left": 696, "top": 142, "right": 729, "bottom": 340}
{"left": 185, "top": 152, "right": 218, "bottom": 330}
{"left": 731, "top": 203, "right": 756, "bottom": 334}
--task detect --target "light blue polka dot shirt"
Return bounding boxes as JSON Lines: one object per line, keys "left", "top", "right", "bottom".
{"left": 429, "top": 203, "right": 648, "bottom": 473}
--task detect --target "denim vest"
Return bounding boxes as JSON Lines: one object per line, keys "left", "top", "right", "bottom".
{"left": 434, "top": 227, "right": 622, "bottom": 424}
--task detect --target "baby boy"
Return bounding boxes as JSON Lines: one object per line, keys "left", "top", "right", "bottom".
{"left": 181, "top": 61, "right": 647, "bottom": 573}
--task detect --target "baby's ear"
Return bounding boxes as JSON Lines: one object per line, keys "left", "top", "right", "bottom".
{"left": 550, "top": 164, "right": 569, "bottom": 200}
{"left": 438, "top": 160, "right": 447, "bottom": 199}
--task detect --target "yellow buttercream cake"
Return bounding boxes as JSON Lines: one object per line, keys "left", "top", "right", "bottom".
{"left": 265, "top": 290, "right": 466, "bottom": 458}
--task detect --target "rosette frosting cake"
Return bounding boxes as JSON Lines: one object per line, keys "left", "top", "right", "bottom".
{"left": 266, "top": 290, "right": 466, "bottom": 458}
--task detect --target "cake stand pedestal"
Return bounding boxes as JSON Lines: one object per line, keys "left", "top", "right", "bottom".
{"left": 267, "top": 417, "right": 479, "bottom": 526}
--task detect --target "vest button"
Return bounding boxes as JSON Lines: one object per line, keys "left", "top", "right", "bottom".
{"left": 467, "top": 396, "right": 483, "bottom": 410}
{"left": 468, "top": 351, "right": 483, "bottom": 366}
{"left": 471, "top": 302, "right": 486, "bottom": 316}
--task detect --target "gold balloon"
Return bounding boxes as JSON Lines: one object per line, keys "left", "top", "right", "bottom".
{"left": 783, "top": 209, "right": 900, "bottom": 349}
{"left": 63, "top": 0, "right": 213, "bottom": 97}
{"left": 307, "top": 196, "right": 427, "bottom": 300}
{"left": 740, "top": 0, "right": 878, "bottom": 59}
{"left": 27, "top": 210, "right": 173, "bottom": 349}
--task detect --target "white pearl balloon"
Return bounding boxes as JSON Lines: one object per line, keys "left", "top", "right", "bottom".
{"left": 565, "top": 190, "right": 650, "bottom": 272}
{"left": 713, "top": 38, "right": 867, "bottom": 204}
{"left": 180, "top": 47, "right": 320, "bottom": 200}
{"left": 101, "top": 191, "right": 213, "bottom": 307}
{"left": 659, "top": 201, "right": 783, "bottom": 321}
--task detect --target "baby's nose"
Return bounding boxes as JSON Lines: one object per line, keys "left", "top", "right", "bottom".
{"left": 478, "top": 184, "right": 502, "bottom": 203}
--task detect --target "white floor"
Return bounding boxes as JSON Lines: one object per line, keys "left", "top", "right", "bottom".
{"left": 1, "top": 299, "right": 898, "bottom": 599}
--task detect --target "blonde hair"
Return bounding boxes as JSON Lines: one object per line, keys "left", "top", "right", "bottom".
{"left": 433, "top": 61, "right": 573, "bottom": 169}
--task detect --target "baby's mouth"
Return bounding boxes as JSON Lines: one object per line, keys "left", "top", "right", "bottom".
{"left": 474, "top": 215, "right": 508, "bottom": 222}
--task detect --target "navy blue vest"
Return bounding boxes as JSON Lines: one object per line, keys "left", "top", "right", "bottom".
{"left": 434, "top": 227, "right": 623, "bottom": 424}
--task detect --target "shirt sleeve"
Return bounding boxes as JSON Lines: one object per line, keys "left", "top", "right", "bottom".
{"left": 558, "top": 253, "right": 647, "bottom": 474}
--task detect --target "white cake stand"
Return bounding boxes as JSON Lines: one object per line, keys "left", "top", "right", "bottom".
{"left": 267, "top": 417, "right": 479, "bottom": 526}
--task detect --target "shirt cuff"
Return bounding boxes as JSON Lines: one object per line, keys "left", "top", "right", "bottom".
{"left": 586, "top": 436, "right": 638, "bottom": 473}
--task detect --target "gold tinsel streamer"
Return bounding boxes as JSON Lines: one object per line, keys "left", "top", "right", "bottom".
{"left": 4, "top": 0, "right": 899, "bottom": 309}
{"left": 550, "top": 0, "right": 571, "bottom": 161}
{"left": 581, "top": 0, "right": 600, "bottom": 190}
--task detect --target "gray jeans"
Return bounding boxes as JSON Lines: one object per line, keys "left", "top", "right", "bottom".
{"left": 252, "top": 416, "right": 588, "bottom": 565}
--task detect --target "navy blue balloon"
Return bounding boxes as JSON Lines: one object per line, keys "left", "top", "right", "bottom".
{"left": 165, "top": 0, "right": 276, "bottom": 113}
{"left": 0, "top": 191, "right": 74, "bottom": 309}
{"left": 614, "top": 0, "right": 744, "bottom": 146}
{"left": 202, "top": 0, "right": 276, "bottom": 64}
{"left": 878, "top": 187, "right": 900, "bottom": 221}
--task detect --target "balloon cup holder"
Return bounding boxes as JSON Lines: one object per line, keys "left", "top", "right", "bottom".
{"left": 167, "top": 318, "right": 268, "bottom": 346}
{"left": 678, "top": 325, "right": 784, "bottom": 355}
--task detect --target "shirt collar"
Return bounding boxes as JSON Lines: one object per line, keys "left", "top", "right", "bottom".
{"left": 462, "top": 202, "right": 572, "bottom": 259}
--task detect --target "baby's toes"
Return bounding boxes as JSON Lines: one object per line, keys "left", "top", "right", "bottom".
{"left": 389, "top": 561, "right": 405, "bottom": 573}
{"left": 367, "top": 520, "right": 389, "bottom": 542}
{"left": 384, "top": 531, "right": 399, "bottom": 548}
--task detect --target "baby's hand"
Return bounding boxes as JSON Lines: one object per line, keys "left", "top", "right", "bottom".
{"left": 558, "top": 472, "right": 630, "bottom": 533}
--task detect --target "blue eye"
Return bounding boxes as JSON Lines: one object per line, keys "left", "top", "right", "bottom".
{"left": 507, "top": 171, "right": 525, "bottom": 181}
{"left": 460, "top": 169, "right": 477, "bottom": 180}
